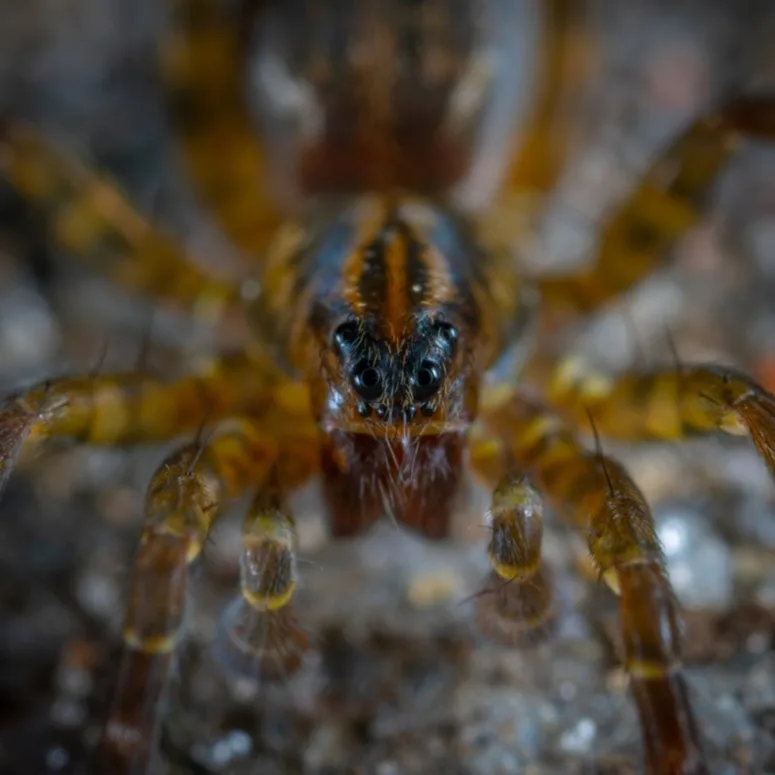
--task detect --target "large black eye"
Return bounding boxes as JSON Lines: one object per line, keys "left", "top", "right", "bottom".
{"left": 333, "top": 321, "right": 359, "bottom": 352}
{"left": 352, "top": 361, "right": 383, "bottom": 401}
{"left": 411, "top": 359, "right": 443, "bottom": 401}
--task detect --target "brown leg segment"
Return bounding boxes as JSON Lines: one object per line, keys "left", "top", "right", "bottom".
{"left": 477, "top": 473, "right": 555, "bottom": 647}
{"left": 0, "top": 123, "right": 243, "bottom": 330}
{"left": 96, "top": 418, "right": 277, "bottom": 774}
{"left": 0, "top": 355, "right": 277, "bottom": 492}
{"left": 548, "top": 360, "right": 775, "bottom": 478}
{"left": 160, "top": 0, "right": 283, "bottom": 258}
{"left": 536, "top": 96, "right": 775, "bottom": 319}
{"left": 482, "top": 396, "right": 706, "bottom": 775}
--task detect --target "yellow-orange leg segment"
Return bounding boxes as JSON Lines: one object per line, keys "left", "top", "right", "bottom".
{"left": 548, "top": 360, "right": 775, "bottom": 479}
{"left": 0, "top": 355, "right": 274, "bottom": 492}
{"left": 477, "top": 474, "right": 555, "bottom": 647}
{"left": 536, "top": 96, "right": 775, "bottom": 319}
{"left": 160, "top": 0, "right": 283, "bottom": 258}
{"left": 216, "top": 469, "right": 310, "bottom": 684}
{"left": 97, "top": 418, "right": 276, "bottom": 773}
{"left": 486, "top": 396, "right": 706, "bottom": 775}
{"left": 0, "top": 123, "right": 243, "bottom": 329}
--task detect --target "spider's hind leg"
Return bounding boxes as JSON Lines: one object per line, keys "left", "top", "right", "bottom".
{"left": 161, "top": 0, "right": 283, "bottom": 258}
{"left": 535, "top": 96, "right": 775, "bottom": 320}
{"left": 0, "top": 123, "right": 243, "bottom": 330}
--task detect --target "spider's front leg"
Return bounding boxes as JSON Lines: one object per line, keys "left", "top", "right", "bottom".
{"left": 480, "top": 396, "right": 706, "bottom": 775}
{"left": 0, "top": 357, "right": 312, "bottom": 770}
{"left": 0, "top": 354, "right": 276, "bottom": 490}
{"left": 547, "top": 359, "right": 775, "bottom": 478}
{"left": 476, "top": 473, "right": 555, "bottom": 648}
{"left": 97, "top": 418, "right": 278, "bottom": 773}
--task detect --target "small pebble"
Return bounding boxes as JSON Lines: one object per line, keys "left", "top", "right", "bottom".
{"left": 657, "top": 508, "right": 733, "bottom": 610}
{"left": 560, "top": 717, "right": 597, "bottom": 755}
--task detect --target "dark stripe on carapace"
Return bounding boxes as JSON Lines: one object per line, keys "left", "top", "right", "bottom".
{"left": 353, "top": 208, "right": 437, "bottom": 338}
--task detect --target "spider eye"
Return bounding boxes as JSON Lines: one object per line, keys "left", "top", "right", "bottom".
{"left": 333, "top": 321, "right": 359, "bottom": 352}
{"left": 437, "top": 322, "right": 458, "bottom": 347}
{"left": 351, "top": 361, "right": 383, "bottom": 401}
{"left": 412, "top": 359, "right": 443, "bottom": 401}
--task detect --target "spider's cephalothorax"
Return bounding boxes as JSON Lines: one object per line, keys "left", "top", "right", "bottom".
{"left": 3, "top": 1, "right": 775, "bottom": 774}
{"left": 250, "top": 194, "right": 529, "bottom": 536}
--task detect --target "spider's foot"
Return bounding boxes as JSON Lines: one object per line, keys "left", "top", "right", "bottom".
{"left": 215, "top": 598, "right": 310, "bottom": 682}
{"left": 0, "top": 395, "right": 40, "bottom": 495}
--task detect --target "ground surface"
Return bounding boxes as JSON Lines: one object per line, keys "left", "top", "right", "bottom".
{"left": 2, "top": 1, "right": 775, "bottom": 774}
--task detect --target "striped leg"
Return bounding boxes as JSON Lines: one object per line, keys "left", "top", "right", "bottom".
{"left": 547, "top": 360, "right": 775, "bottom": 479}
{"left": 0, "top": 123, "right": 244, "bottom": 330}
{"left": 96, "top": 418, "right": 277, "bottom": 773}
{"left": 215, "top": 466, "right": 310, "bottom": 684}
{"left": 476, "top": 473, "right": 555, "bottom": 647}
{"left": 484, "top": 395, "right": 706, "bottom": 775}
{"left": 536, "top": 96, "right": 775, "bottom": 319}
{"left": 0, "top": 354, "right": 276, "bottom": 493}
{"left": 160, "top": 0, "right": 283, "bottom": 258}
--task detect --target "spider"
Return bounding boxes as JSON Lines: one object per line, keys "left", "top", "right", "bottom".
{"left": 1, "top": 0, "right": 775, "bottom": 773}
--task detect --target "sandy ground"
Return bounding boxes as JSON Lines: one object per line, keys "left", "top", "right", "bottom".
{"left": 2, "top": 1, "right": 775, "bottom": 773}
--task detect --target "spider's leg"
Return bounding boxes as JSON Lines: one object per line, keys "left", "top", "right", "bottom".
{"left": 0, "top": 354, "right": 292, "bottom": 494}
{"left": 535, "top": 95, "right": 775, "bottom": 319}
{"left": 161, "top": 0, "right": 283, "bottom": 258}
{"left": 215, "top": 464, "right": 309, "bottom": 684}
{"left": 478, "top": 395, "right": 707, "bottom": 775}
{"left": 475, "top": 473, "right": 555, "bottom": 648}
{"left": 96, "top": 417, "right": 280, "bottom": 774}
{"left": 0, "top": 124, "right": 243, "bottom": 330}
{"left": 501, "top": 0, "right": 589, "bottom": 196}
{"left": 547, "top": 359, "right": 775, "bottom": 478}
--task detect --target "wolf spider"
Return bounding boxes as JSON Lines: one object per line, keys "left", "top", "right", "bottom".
{"left": 1, "top": 0, "right": 775, "bottom": 773}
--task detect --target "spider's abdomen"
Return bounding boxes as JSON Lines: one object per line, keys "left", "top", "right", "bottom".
{"left": 247, "top": 0, "right": 538, "bottom": 208}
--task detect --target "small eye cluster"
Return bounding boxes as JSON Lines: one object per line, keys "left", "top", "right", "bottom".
{"left": 332, "top": 319, "right": 458, "bottom": 421}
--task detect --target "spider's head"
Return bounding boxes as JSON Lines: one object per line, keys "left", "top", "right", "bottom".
{"left": 302, "top": 197, "right": 487, "bottom": 436}
{"left": 321, "top": 312, "right": 474, "bottom": 435}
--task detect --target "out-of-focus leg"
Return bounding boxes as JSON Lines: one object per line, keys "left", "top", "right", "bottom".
{"left": 0, "top": 123, "right": 243, "bottom": 330}
{"left": 537, "top": 96, "right": 775, "bottom": 319}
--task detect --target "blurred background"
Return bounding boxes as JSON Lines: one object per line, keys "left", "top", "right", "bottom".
{"left": 2, "top": 1, "right": 775, "bottom": 773}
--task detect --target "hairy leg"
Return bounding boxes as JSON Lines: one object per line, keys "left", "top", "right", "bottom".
{"left": 476, "top": 473, "right": 555, "bottom": 647}
{"left": 0, "top": 354, "right": 286, "bottom": 492}
{"left": 481, "top": 395, "right": 706, "bottom": 775}
{"left": 96, "top": 417, "right": 278, "bottom": 774}
{"left": 0, "top": 123, "right": 244, "bottom": 330}
{"left": 215, "top": 465, "right": 310, "bottom": 685}
{"left": 547, "top": 359, "right": 775, "bottom": 476}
